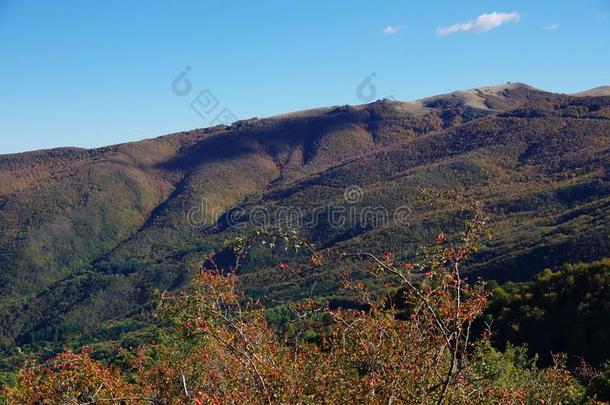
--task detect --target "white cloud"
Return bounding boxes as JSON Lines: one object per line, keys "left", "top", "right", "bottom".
{"left": 543, "top": 24, "right": 559, "bottom": 30}
{"left": 382, "top": 25, "right": 406, "bottom": 35}
{"left": 437, "top": 12, "right": 520, "bottom": 36}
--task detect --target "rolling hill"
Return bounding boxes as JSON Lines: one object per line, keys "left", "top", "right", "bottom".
{"left": 1, "top": 83, "right": 609, "bottom": 356}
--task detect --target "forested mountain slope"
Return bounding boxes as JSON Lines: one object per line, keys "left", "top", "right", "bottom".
{"left": 1, "top": 83, "right": 609, "bottom": 353}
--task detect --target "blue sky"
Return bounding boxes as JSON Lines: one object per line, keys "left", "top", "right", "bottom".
{"left": 1, "top": 1, "right": 609, "bottom": 154}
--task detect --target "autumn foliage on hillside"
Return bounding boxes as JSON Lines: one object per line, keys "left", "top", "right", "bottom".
{"left": 2, "top": 196, "right": 591, "bottom": 404}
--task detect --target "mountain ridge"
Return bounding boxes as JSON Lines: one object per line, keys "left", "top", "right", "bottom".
{"left": 5, "top": 82, "right": 608, "bottom": 158}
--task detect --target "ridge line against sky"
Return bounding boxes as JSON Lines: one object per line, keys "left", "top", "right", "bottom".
{"left": 0, "top": 0, "right": 609, "bottom": 154}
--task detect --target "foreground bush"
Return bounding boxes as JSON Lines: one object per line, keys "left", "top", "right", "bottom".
{"left": 3, "top": 268, "right": 585, "bottom": 404}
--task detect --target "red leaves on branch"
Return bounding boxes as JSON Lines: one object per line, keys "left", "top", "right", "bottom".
{"left": 435, "top": 233, "right": 446, "bottom": 244}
